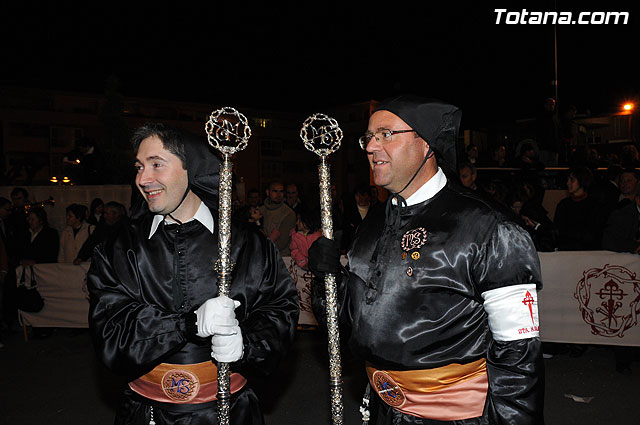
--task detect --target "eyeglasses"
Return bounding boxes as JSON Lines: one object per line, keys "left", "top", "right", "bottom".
{"left": 358, "top": 129, "right": 416, "bottom": 150}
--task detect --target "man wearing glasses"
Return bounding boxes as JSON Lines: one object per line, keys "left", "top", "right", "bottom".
{"left": 311, "top": 95, "right": 544, "bottom": 424}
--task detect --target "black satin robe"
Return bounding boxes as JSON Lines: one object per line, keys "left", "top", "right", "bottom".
{"left": 316, "top": 182, "right": 544, "bottom": 425}
{"left": 88, "top": 212, "right": 299, "bottom": 425}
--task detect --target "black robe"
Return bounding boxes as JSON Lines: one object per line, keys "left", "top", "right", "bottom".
{"left": 88, "top": 212, "right": 299, "bottom": 425}
{"left": 315, "top": 182, "right": 544, "bottom": 425}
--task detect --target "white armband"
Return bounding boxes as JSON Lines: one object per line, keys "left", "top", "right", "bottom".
{"left": 481, "top": 284, "right": 539, "bottom": 341}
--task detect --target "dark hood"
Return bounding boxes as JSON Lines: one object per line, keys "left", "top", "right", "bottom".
{"left": 374, "top": 95, "right": 461, "bottom": 175}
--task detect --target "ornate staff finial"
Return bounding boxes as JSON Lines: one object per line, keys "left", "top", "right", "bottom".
{"left": 206, "top": 106, "right": 251, "bottom": 155}
{"left": 300, "top": 113, "right": 343, "bottom": 157}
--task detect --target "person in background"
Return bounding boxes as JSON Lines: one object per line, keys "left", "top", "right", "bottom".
{"left": 554, "top": 166, "right": 603, "bottom": 250}
{"left": 464, "top": 143, "right": 479, "bottom": 165}
{"left": 342, "top": 183, "right": 371, "bottom": 250}
{"left": 17, "top": 207, "right": 59, "bottom": 265}
{"left": 289, "top": 208, "right": 322, "bottom": 270}
{"left": 513, "top": 142, "right": 544, "bottom": 171}
{"left": 458, "top": 162, "right": 479, "bottom": 191}
{"left": 8, "top": 187, "right": 29, "bottom": 243}
{"left": 487, "top": 144, "right": 507, "bottom": 167}
{"left": 59, "top": 204, "right": 94, "bottom": 263}
{"left": 246, "top": 188, "right": 261, "bottom": 208}
{"left": 87, "top": 198, "right": 104, "bottom": 226}
{"left": 260, "top": 181, "right": 297, "bottom": 256}
{"left": 233, "top": 204, "right": 264, "bottom": 234}
{"left": 285, "top": 183, "right": 303, "bottom": 214}
{"left": 617, "top": 169, "right": 639, "bottom": 209}
{"left": 75, "top": 201, "right": 127, "bottom": 264}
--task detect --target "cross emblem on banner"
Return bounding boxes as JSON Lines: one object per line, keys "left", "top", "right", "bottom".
{"left": 522, "top": 290, "right": 535, "bottom": 325}
{"left": 596, "top": 280, "right": 627, "bottom": 328}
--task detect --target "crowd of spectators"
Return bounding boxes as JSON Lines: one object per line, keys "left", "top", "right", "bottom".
{"left": 0, "top": 189, "right": 128, "bottom": 345}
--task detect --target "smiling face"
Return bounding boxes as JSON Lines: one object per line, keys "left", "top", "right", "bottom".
{"left": 134, "top": 135, "right": 189, "bottom": 216}
{"left": 365, "top": 110, "right": 433, "bottom": 196}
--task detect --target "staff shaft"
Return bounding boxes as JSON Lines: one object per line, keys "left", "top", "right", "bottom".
{"left": 318, "top": 157, "right": 344, "bottom": 425}
{"left": 217, "top": 154, "right": 233, "bottom": 425}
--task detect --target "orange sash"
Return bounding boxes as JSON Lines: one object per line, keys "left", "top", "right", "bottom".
{"left": 129, "top": 361, "right": 247, "bottom": 404}
{"left": 366, "top": 358, "right": 488, "bottom": 421}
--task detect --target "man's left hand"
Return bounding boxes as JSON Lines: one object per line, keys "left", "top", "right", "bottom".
{"left": 211, "top": 326, "right": 243, "bottom": 363}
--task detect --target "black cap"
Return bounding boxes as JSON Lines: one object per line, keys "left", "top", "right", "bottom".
{"left": 374, "top": 95, "right": 461, "bottom": 174}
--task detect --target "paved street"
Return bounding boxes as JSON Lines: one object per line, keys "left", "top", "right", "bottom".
{"left": 0, "top": 328, "right": 637, "bottom": 425}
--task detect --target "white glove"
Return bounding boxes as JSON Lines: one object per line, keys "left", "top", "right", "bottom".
{"left": 211, "top": 326, "right": 244, "bottom": 363}
{"left": 194, "top": 296, "right": 241, "bottom": 338}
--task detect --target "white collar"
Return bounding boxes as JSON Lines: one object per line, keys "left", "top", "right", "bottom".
{"left": 399, "top": 167, "right": 447, "bottom": 206}
{"left": 148, "top": 202, "right": 214, "bottom": 239}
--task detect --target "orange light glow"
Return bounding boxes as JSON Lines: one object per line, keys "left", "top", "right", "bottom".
{"left": 623, "top": 103, "right": 634, "bottom": 111}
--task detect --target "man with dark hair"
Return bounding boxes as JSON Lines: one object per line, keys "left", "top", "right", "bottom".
{"left": 310, "top": 96, "right": 544, "bottom": 424}
{"left": 9, "top": 187, "right": 28, "bottom": 207}
{"left": 246, "top": 188, "right": 260, "bottom": 208}
{"left": 285, "top": 183, "right": 302, "bottom": 214}
{"left": 554, "top": 166, "right": 603, "bottom": 250}
{"left": 618, "top": 169, "right": 639, "bottom": 209}
{"left": 88, "top": 123, "right": 298, "bottom": 424}
{"left": 260, "top": 181, "right": 296, "bottom": 256}
{"left": 464, "top": 143, "right": 479, "bottom": 165}
{"left": 457, "top": 162, "right": 478, "bottom": 190}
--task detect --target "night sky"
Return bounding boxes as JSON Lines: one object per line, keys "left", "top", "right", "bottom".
{"left": 1, "top": 1, "right": 638, "bottom": 128}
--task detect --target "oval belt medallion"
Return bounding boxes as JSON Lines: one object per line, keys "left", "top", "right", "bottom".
{"left": 162, "top": 369, "right": 200, "bottom": 402}
{"left": 372, "top": 371, "right": 405, "bottom": 407}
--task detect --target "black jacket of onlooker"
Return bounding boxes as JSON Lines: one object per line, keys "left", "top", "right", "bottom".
{"left": 17, "top": 226, "right": 59, "bottom": 263}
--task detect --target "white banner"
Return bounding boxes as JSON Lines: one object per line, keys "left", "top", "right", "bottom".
{"left": 19, "top": 251, "right": 640, "bottom": 348}
{"left": 539, "top": 251, "right": 640, "bottom": 347}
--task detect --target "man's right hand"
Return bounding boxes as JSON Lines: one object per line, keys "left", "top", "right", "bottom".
{"left": 194, "top": 296, "right": 241, "bottom": 338}
{"left": 308, "top": 236, "right": 341, "bottom": 277}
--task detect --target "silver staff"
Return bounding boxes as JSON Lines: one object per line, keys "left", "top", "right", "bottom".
{"left": 300, "top": 113, "right": 344, "bottom": 425}
{"left": 205, "top": 107, "right": 251, "bottom": 425}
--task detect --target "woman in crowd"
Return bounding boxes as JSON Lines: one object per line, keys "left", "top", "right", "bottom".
{"left": 17, "top": 207, "right": 59, "bottom": 265}
{"left": 58, "top": 204, "right": 93, "bottom": 263}
{"left": 87, "top": 198, "right": 104, "bottom": 226}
